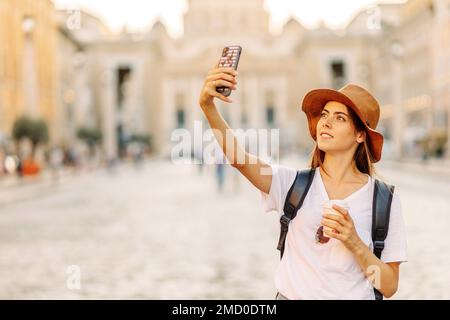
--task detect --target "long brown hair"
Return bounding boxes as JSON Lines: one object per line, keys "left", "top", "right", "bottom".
{"left": 309, "top": 106, "right": 382, "bottom": 179}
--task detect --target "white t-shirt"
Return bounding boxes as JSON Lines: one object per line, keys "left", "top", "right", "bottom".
{"left": 261, "top": 165, "right": 408, "bottom": 300}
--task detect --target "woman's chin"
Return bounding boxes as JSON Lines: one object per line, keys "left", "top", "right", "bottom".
{"left": 317, "top": 144, "right": 331, "bottom": 152}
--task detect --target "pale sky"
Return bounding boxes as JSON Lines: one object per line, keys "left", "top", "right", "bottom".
{"left": 53, "top": 0, "right": 407, "bottom": 37}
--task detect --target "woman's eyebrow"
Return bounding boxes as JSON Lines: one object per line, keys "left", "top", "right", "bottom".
{"left": 322, "top": 108, "right": 349, "bottom": 116}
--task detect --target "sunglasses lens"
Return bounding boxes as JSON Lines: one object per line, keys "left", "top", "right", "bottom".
{"left": 315, "top": 226, "right": 330, "bottom": 244}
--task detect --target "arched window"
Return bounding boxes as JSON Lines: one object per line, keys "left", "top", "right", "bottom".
{"left": 175, "top": 93, "right": 185, "bottom": 128}
{"left": 266, "top": 91, "right": 275, "bottom": 126}
{"left": 330, "top": 60, "right": 346, "bottom": 89}
{"left": 266, "top": 106, "right": 275, "bottom": 126}
{"left": 176, "top": 109, "right": 185, "bottom": 129}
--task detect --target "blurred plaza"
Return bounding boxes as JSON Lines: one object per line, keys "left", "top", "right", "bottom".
{"left": 0, "top": 0, "right": 450, "bottom": 299}
{"left": 0, "top": 155, "right": 449, "bottom": 299}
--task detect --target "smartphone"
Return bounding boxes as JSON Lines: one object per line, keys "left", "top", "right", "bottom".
{"left": 216, "top": 45, "right": 242, "bottom": 97}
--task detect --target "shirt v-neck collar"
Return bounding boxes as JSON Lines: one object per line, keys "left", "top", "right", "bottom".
{"left": 316, "top": 167, "right": 371, "bottom": 202}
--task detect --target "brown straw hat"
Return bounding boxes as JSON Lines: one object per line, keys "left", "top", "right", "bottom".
{"left": 301, "top": 83, "right": 384, "bottom": 162}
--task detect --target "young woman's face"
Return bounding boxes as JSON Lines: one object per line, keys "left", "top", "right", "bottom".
{"left": 316, "top": 101, "right": 365, "bottom": 154}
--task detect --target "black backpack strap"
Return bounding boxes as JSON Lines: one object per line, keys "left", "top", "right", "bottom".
{"left": 372, "top": 179, "right": 395, "bottom": 300}
{"left": 277, "top": 168, "right": 315, "bottom": 259}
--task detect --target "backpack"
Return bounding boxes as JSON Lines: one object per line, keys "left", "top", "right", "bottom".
{"left": 277, "top": 168, "right": 395, "bottom": 300}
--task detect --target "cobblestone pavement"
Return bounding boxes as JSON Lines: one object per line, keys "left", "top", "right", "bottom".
{"left": 0, "top": 158, "right": 449, "bottom": 299}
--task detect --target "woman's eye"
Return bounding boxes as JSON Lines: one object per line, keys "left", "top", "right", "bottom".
{"left": 338, "top": 116, "right": 345, "bottom": 121}
{"left": 320, "top": 113, "right": 327, "bottom": 118}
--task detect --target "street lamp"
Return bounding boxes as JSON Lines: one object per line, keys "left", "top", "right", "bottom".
{"left": 390, "top": 40, "right": 405, "bottom": 160}
{"left": 22, "top": 16, "right": 35, "bottom": 35}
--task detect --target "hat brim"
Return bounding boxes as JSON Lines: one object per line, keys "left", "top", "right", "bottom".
{"left": 301, "top": 88, "right": 384, "bottom": 162}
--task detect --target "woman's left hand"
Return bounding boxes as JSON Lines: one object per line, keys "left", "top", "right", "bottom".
{"left": 322, "top": 205, "right": 363, "bottom": 253}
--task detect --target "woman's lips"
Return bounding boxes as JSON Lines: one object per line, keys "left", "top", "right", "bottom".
{"left": 319, "top": 132, "right": 333, "bottom": 139}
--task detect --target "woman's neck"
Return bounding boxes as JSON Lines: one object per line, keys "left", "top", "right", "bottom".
{"left": 321, "top": 152, "right": 362, "bottom": 183}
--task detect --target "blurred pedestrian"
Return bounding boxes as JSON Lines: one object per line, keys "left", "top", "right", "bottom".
{"left": 194, "top": 145, "right": 204, "bottom": 174}
{"left": 214, "top": 147, "right": 226, "bottom": 192}
{"left": 49, "top": 147, "right": 64, "bottom": 183}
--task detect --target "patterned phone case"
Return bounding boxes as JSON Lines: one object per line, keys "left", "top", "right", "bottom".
{"left": 216, "top": 45, "right": 241, "bottom": 97}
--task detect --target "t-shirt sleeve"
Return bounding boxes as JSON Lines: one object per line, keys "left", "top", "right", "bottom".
{"left": 380, "top": 192, "right": 408, "bottom": 264}
{"left": 260, "top": 164, "right": 298, "bottom": 217}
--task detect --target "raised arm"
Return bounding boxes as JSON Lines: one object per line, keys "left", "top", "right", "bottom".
{"left": 198, "top": 65, "right": 272, "bottom": 194}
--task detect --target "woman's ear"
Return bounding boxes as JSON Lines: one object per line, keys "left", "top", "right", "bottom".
{"left": 356, "top": 130, "right": 366, "bottom": 144}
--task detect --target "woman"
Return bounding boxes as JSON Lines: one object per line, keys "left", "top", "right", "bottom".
{"left": 198, "top": 65, "right": 408, "bottom": 300}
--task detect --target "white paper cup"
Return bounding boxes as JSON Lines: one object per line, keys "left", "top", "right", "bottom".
{"left": 321, "top": 200, "right": 350, "bottom": 238}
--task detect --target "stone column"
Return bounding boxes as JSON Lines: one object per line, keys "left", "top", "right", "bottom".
{"left": 23, "top": 19, "right": 39, "bottom": 117}
{"left": 430, "top": 0, "right": 450, "bottom": 159}
{"left": 391, "top": 41, "right": 405, "bottom": 160}
{"left": 101, "top": 65, "right": 118, "bottom": 161}
{"left": 247, "top": 75, "right": 261, "bottom": 128}
{"left": 161, "top": 78, "right": 174, "bottom": 157}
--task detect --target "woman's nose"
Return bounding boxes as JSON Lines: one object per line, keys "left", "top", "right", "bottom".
{"left": 323, "top": 119, "right": 332, "bottom": 127}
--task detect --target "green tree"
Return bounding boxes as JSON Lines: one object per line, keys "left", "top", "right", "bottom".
{"left": 12, "top": 116, "right": 49, "bottom": 157}
{"left": 129, "top": 133, "right": 151, "bottom": 145}
{"left": 77, "top": 127, "right": 102, "bottom": 154}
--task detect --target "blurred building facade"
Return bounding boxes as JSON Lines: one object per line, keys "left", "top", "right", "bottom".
{"left": 1, "top": 0, "right": 449, "bottom": 163}
{"left": 77, "top": 0, "right": 450, "bottom": 161}
{"left": 54, "top": 10, "right": 108, "bottom": 151}
{"left": 0, "top": 0, "right": 57, "bottom": 147}
{"left": 372, "top": 0, "right": 450, "bottom": 159}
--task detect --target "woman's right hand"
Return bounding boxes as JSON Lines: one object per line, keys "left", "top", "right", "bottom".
{"left": 199, "top": 65, "right": 238, "bottom": 108}
{"left": 197, "top": 63, "right": 272, "bottom": 194}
